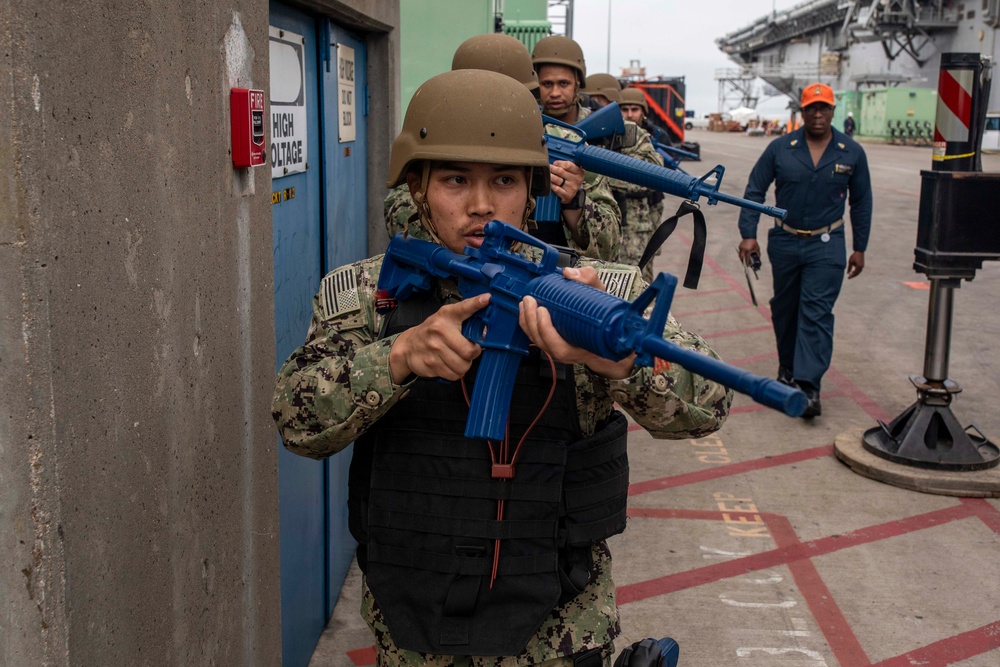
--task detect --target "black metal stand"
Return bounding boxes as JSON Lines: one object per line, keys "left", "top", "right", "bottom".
{"left": 863, "top": 279, "right": 1000, "bottom": 471}
{"left": 863, "top": 54, "right": 999, "bottom": 474}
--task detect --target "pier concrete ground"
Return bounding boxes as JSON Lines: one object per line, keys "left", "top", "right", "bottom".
{"left": 309, "top": 130, "right": 1000, "bottom": 667}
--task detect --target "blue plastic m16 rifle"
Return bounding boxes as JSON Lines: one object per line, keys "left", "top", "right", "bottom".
{"left": 653, "top": 142, "right": 687, "bottom": 173}
{"left": 378, "top": 221, "right": 806, "bottom": 442}
{"left": 541, "top": 114, "right": 788, "bottom": 221}
{"left": 656, "top": 141, "right": 699, "bottom": 162}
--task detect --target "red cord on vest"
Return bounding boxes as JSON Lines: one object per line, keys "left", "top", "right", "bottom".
{"left": 461, "top": 346, "right": 559, "bottom": 588}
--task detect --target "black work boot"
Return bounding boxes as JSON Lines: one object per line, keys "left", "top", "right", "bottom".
{"left": 799, "top": 383, "right": 821, "bottom": 419}
{"left": 777, "top": 366, "right": 796, "bottom": 387}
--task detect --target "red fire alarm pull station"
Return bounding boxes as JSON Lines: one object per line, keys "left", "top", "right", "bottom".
{"left": 231, "top": 88, "right": 266, "bottom": 168}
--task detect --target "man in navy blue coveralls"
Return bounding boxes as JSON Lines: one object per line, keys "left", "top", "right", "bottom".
{"left": 737, "top": 83, "right": 872, "bottom": 418}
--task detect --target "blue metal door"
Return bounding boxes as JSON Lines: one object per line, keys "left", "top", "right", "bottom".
{"left": 270, "top": 5, "right": 326, "bottom": 667}
{"left": 270, "top": 3, "right": 369, "bottom": 666}
{"left": 320, "top": 19, "right": 368, "bottom": 619}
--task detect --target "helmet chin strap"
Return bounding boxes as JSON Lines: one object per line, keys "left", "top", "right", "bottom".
{"left": 522, "top": 170, "right": 537, "bottom": 229}
{"left": 410, "top": 162, "right": 444, "bottom": 246}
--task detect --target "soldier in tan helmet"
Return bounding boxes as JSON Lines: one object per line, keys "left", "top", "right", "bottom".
{"left": 451, "top": 32, "right": 539, "bottom": 92}
{"left": 616, "top": 86, "right": 668, "bottom": 282}
{"left": 385, "top": 33, "right": 623, "bottom": 261}
{"left": 581, "top": 73, "right": 623, "bottom": 109}
{"left": 532, "top": 35, "right": 588, "bottom": 124}
{"left": 273, "top": 69, "right": 731, "bottom": 667}
{"left": 580, "top": 75, "right": 666, "bottom": 283}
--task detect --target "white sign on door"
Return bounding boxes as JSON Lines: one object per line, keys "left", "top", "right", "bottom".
{"left": 269, "top": 26, "right": 308, "bottom": 178}
{"left": 338, "top": 45, "right": 356, "bottom": 143}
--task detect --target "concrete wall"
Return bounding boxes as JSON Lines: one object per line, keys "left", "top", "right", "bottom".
{"left": 0, "top": 1, "right": 407, "bottom": 664}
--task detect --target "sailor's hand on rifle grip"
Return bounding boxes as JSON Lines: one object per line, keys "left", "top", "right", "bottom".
{"left": 389, "top": 294, "right": 490, "bottom": 383}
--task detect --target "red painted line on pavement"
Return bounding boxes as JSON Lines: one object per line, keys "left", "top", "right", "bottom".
{"left": 628, "top": 445, "right": 834, "bottom": 496}
{"left": 870, "top": 620, "right": 1000, "bottom": 666}
{"left": 822, "top": 366, "right": 893, "bottom": 423}
{"left": 961, "top": 497, "right": 1000, "bottom": 536}
{"left": 618, "top": 502, "right": 979, "bottom": 605}
{"left": 767, "top": 513, "right": 871, "bottom": 666}
{"left": 675, "top": 233, "right": 893, "bottom": 424}
{"left": 671, "top": 287, "right": 734, "bottom": 298}
{"left": 675, "top": 232, "right": 756, "bottom": 299}
{"left": 347, "top": 645, "right": 376, "bottom": 666}
{"left": 629, "top": 508, "right": 725, "bottom": 521}
{"left": 703, "top": 324, "right": 774, "bottom": 339}
{"left": 673, "top": 303, "right": 756, "bottom": 319}
{"left": 726, "top": 350, "right": 779, "bottom": 367}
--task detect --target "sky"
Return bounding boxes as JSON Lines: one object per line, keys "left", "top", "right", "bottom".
{"left": 570, "top": 0, "right": 806, "bottom": 118}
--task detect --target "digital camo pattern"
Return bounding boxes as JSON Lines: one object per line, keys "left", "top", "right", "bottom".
{"left": 273, "top": 253, "right": 731, "bottom": 457}
{"left": 272, "top": 251, "right": 732, "bottom": 663}
{"left": 361, "top": 543, "right": 617, "bottom": 667}
{"left": 605, "top": 123, "right": 664, "bottom": 283}
{"left": 384, "top": 184, "right": 430, "bottom": 243}
{"left": 540, "top": 105, "right": 622, "bottom": 261}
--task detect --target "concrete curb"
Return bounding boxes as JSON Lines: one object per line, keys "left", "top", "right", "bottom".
{"left": 834, "top": 428, "right": 1000, "bottom": 497}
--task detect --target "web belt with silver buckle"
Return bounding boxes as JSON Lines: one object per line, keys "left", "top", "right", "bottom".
{"left": 775, "top": 219, "right": 844, "bottom": 238}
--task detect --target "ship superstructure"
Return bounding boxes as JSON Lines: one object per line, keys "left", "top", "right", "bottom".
{"left": 717, "top": 1, "right": 1000, "bottom": 115}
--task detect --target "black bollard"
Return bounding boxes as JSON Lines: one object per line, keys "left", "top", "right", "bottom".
{"left": 863, "top": 53, "right": 1000, "bottom": 471}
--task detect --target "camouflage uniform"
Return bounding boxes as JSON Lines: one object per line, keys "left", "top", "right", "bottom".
{"left": 384, "top": 104, "right": 622, "bottom": 262}
{"left": 273, "top": 249, "right": 732, "bottom": 667}
{"left": 277, "top": 67, "right": 729, "bottom": 667}
{"left": 605, "top": 123, "right": 665, "bottom": 284}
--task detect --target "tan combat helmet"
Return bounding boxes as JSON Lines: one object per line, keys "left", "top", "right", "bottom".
{"left": 452, "top": 33, "right": 538, "bottom": 91}
{"left": 531, "top": 35, "right": 586, "bottom": 84}
{"left": 387, "top": 70, "right": 551, "bottom": 238}
{"left": 621, "top": 87, "right": 649, "bottom": 114}
{"left": 582, "top": 73, "right": 623, "bottom": 105}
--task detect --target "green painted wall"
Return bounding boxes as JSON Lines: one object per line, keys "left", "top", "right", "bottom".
{"left": 399, "top": 0, "right": 494, "bottom": 119}
{"left": 856, "top": 87, "right": 937, "bottom": 139}
{"left": 398, "top": 0, "right": 550, "bottom": 119}
{"left": 504, "top": 0, "right": 547, "bottom": 21}
{"left": 833, "top": 90, "right": 858, "bottom": 134}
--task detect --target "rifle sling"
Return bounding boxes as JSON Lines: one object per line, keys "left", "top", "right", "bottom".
{"left": 638, "top": 199, "right": 706, "bottom": 290}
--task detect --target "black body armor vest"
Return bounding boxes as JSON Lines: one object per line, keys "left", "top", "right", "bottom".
{"left": 348, "top": 291, "right": 629, "bottom": 656}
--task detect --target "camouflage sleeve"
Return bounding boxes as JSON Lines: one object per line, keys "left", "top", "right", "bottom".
{"left": 384, "top": 184, "right": 431, "bottom": 242}
{"left": 576, "top": 260, "right": 732, "bottom": 439}
{"left": 603, "top": 316, "right": 732, "bottom": 439}
{"left": 606, "top": 125, "right": 665, "bottom": 194}
{"left": 572, "top": 174, "right": 622, "bottom": 261}
{"left": 544, "top": 120, "right": 622, "bottom": 262}
{"left": 271, "top": 256, "right": 412, "bottom": 459}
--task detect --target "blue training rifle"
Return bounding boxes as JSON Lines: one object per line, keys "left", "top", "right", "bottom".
{"left": 653, "top": 138, "right": 699, "bottom": 172}
{"left": 378, "top": 220, "right": 807, "bottom": 442}
{"left": 539, "top": 113, "right": 787, "bottom": 221}
{"left": 656, "top": 141, "right": 699, "bottom": 162}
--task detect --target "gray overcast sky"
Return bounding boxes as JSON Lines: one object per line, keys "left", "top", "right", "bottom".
{"left": 570, "top": 0, "right": 805, "bottom": 118}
